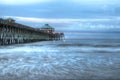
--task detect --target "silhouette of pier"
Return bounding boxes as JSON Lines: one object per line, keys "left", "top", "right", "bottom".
{"left": 0, "top": 18, "right": 64, "bottom": 45}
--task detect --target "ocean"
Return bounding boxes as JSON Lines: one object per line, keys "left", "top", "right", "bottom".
{"left": 0, "top": 39, "right": 120, "bottom": 80}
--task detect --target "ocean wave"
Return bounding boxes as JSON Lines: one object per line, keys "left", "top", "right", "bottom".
{"left": 57, "top": 43, "right": 120, "bottom": 48}
{"left": 0, "top": 44, "right": 120, "bottom": 54}
{"left": 0, "top": 52, "right": 120, "bottom": 80}
{"left": 0, "top": 40, "right": 120, "bottom": 79}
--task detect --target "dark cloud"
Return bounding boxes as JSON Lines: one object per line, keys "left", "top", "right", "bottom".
{"left": 0, "top": 0, "right": 120, "bottom": 18}
{"left": 0, "top": 0, "right": 120, "bottom": 33}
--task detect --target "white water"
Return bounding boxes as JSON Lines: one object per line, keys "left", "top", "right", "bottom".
{"left": 0, "top": 40, "right": 120, "bottom": 80}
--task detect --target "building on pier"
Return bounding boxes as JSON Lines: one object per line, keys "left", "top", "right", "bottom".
{"left": 6, "top": 18, "right": 15, "bottom": 23}
{"left": 40, "top": 24, "right": 54, "bottom": 33}
{"left": 0, "top": 18, "right": 64, "bottom": 45}
{"left": 35, "top": 24, "right": 64, "bottom": 40}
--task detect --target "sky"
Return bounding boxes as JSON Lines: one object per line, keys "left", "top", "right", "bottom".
{"left": 0, "top": 0, "right": 120, "bottom": 38}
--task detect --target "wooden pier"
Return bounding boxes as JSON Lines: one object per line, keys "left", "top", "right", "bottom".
{"left": 0, "top": 18, "right": 64, "bottom": 45}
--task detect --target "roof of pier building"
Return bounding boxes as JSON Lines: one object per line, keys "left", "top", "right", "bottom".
{"left": 6, "top": 18, "right": 15, "bottom": 23}
{"left": 41, "top": 24, "right": 54, "bottom": 30}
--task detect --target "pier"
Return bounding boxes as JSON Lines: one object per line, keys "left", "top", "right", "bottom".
{"left": 0, "top": 18, "right": 64, "bottom": 45}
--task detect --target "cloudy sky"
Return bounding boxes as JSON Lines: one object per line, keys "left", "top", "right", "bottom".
{"left": 0, "top": 0, "right": 120, "bottom": 38}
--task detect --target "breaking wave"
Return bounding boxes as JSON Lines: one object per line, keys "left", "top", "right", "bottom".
{"left": 57, "top": 43, "right": 120, "bottom": 48}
